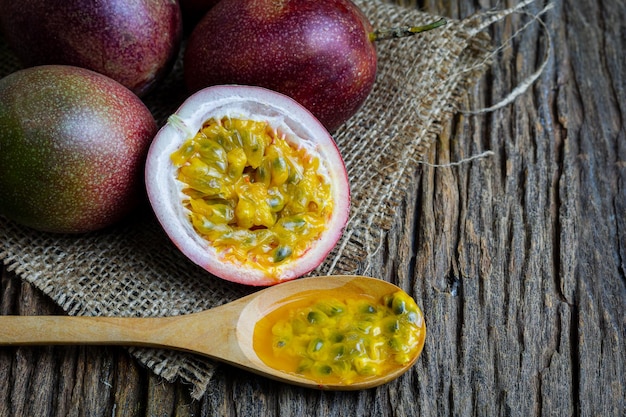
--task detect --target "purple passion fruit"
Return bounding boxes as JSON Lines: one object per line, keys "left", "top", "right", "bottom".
{"left": 0, "top": 0, "right": 182, "bottom": 96}
{"left": 183, "top": 0, "right": 377, "bottom": 132}
{"left": 145, "top": 85, "right": 350, "bottom": 286}
{"left": 0, "top": 65, "right": 158, "bottom": 233}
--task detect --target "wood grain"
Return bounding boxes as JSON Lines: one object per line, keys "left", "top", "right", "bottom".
{"left": 1, "top": 0, "right": 625, "bottom": 415}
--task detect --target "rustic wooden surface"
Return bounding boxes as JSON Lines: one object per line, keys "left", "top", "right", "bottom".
{"left": 1, "top": 0, "right": 625, "bottom": 415}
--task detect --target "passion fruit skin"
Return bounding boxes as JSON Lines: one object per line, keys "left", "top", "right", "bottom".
{"left": 145, "top": 85, "right": 350, "bottom": 286}
{"left": 0, "top": 65, "right": 158, "bottom": 234}
{"left": 0, "top": 0, "right": 182, "bottom": 97}
{"left": 183, "top": 0, "right": 377, "bottom": 132}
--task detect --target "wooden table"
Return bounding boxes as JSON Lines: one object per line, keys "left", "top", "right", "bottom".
{"left": 1, "top": 0, "right": 624, "bottom": 415}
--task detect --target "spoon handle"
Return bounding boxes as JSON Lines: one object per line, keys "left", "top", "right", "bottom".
{"left": 0, "top": 315, "right": 188, "bottom": 348}
{"left": 0, "top": 303, "right": 247, "bottom": 359}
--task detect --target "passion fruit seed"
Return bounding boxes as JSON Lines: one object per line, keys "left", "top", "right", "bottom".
{"left": 170, "top": 117, "right": 333, "bottom": 275}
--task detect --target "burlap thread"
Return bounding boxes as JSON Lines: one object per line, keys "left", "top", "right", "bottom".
{"left": 0, "top": 0, "right": 547, "bottom": 399}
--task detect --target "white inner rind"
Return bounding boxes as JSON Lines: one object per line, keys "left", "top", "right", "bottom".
{"left": 145, "top": 85, "right": 350, "bottom": 286}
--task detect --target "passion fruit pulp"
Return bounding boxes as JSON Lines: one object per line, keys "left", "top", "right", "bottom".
{"left": 145, "top": 85, "right": 350, "bottom": 286}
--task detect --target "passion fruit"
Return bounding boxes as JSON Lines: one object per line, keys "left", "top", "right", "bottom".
{"left": 0, "top": 0, "right": 183, "bottom": 96}
{"left": 0, "top": 65, "right": 158, "bottom": 233}
{"left": 145, "top": 85, "right": 350, "bottom": 286}
{"left": 183, "top": 0, "right": 377, "bottom": 132}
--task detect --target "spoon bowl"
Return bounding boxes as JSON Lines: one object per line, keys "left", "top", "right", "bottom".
{"left": 0, "top": 275, "right": 425, "bottom": 390}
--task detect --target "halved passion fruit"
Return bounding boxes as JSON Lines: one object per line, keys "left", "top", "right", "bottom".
{"left": 145, "top": 85, "right": 350, "bottom": 286}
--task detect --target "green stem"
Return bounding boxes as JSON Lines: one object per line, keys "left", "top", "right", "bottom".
{"left": 369, "top": 18, "right": 447, "bottom": 42}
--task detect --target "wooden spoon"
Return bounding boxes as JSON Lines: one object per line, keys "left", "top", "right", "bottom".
{"left": 0, "top": 275, "right": 423, "bottom": 390}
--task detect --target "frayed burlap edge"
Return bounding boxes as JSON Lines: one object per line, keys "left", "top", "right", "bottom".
{"left": 0, "top": 0, "right": 548, "bottom": 400}
{"left": 314, "top": 0, "right": 494, "bottom": 277}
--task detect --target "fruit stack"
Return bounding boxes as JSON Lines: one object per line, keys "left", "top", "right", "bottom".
{"left": 0, "top": 0, "right": 442, "bottom": 286}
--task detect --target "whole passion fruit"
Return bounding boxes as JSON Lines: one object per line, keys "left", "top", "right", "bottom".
{"left": 0, "top": 0, "right": 182, "bottom": 96}
{"left": 183, "top": 0, "right": 376, "bottom": 132}
{"left": 145, "top": 85, "right": 350, "bottom": 286}
{"left": 0, "top": 65, "right": 158, "bottom": 233}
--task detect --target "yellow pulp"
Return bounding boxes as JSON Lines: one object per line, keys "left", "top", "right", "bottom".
{"left": 171, "top": 118, "right": 333, "bottom": 276}
{"left": 253, "top": 288, "right": 426, "bottom": 385}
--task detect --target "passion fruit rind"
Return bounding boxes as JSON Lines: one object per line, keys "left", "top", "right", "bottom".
{"left": 146, "top": 85, "right": 350, "bottom": 286}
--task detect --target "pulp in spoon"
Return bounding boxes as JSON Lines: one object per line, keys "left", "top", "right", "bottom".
{"left": 253, "top": 285, "right": 426, "bottom": 385}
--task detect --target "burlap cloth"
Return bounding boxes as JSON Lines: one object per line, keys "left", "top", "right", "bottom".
{"left": 0, "top": 0, "right": 544, "bottom": 399}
